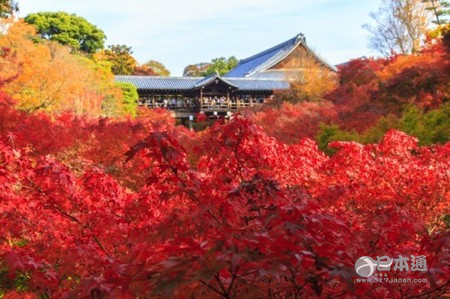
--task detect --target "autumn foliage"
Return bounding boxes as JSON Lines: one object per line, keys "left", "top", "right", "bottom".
{"left": 252, "top": 101, "right": 338, "bottom": 143}
{"left": 0, "top": 15, "right": 449, "bottom": 299}
{"left": 254, "top": 28, "right": 449, "bottom": 145}
{"left": 0, "top": 20, "right": 128, "bottom": 117}
{"left": 0, "top": 78, "right": 449, "bottom": 297}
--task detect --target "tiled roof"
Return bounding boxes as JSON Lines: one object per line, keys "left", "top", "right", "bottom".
{"left": 115, "top": 75, "right": 290, "bottom": 91}
{"left": 193, "top": 73, "right": 238, "bottom": 89}
{"left": 193, "top": 73, "right": 217, "bottom": 88}
{"left": 115, "top": 75, "right": 199, "bottom": 90}
{"left": 225, "top": 33, "right": 337, "bottom": 78}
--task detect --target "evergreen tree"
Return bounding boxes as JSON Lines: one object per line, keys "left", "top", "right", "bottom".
{"left": 202, "top": 56, "right": 238, "bottom": 76}
{"left": 24, "top": 12, "right": 106, "bottom": 53}
{"left": 422, "top": 0, "right": 450, "bottom": 25}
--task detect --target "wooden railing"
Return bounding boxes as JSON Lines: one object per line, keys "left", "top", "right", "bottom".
{"left": 200, "top": 101, "right": 257, "bottom": 110}
{"left": 139, "top": 98, "right": 264, "bottom": 111}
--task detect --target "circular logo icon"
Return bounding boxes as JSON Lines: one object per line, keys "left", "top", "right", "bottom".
{"left": 355, "top": 256, "right": 377, "bottom": 277}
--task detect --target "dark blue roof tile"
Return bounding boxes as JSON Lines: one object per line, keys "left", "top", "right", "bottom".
{"left": 115, "top": 76, "right": 200, "bottom": 90}
{"left": 115, "top": 75, "right": 290, "bottom": 92}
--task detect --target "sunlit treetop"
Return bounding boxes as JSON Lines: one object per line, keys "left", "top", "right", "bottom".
{"left": 24, "top": 11, "right": 106, "bottom": 54}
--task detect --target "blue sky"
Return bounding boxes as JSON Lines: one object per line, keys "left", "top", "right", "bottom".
{"left": 19, "top": 0, "right": 383, "bottom": 76}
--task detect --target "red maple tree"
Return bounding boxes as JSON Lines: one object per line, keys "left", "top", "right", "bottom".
{"left": 0, "top": 109, "right": 448, "bottom": 297}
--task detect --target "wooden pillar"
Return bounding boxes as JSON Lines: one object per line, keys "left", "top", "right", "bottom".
{"left": 152, "top": 97, "right": 155, "bottom": 108}
{"left": 226, "top": 90, "right": 230, "bottom": 109}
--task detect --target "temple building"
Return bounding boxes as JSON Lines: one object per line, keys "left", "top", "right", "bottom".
{"left": 225, "top": 33, "right": 336, "bottom": 79}
{"left": 115, "top": 33, "right": 336, "bottom": 118}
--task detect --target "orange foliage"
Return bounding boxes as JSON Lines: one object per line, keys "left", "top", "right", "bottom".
{"left": 0, "top": 20, "right": 124, "bottom": 117}
{"left": 374, "top": 40, "right": 450, "bottom": 110}
{"left": 324, "top": 32, "right": 449, "bottom": 131}
{"left": 133, "top": 65, "right": 157, "bottom": 76}
{"left": 376, "top": 53, "right": 440, "bottom": 81}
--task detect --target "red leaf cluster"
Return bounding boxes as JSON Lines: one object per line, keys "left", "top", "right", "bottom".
{"left": 0, "top": 94, "right": 448, "bottom": 297}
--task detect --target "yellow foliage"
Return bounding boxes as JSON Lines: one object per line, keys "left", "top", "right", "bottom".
{"left": 281, "top": 53, "right": 338, "bottom": 102}
{"left": 0, "top": 19, "right": 125, "bottom": 117}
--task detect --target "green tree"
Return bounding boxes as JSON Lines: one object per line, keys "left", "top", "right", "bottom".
{"left": 203, "top": 56, "right": 238, "bottom": 76}
{"left": 316, "top": 124, "right": 361, "bottom": 155}
{"left": 115, "top": 82, "right": 138, "bottom": 117}
{"left": 317, "top": 104, "right": 450, "bottom": 154}
{"left": 398, "top": 104, "right": 450, "bottom": 144}
{"left": 97, "top": 44, "right": 137, "bottom": 75}
{"left": 142, "top": 60, "right": 170, "bottom": 76}
{"left": 422, "top": 0, "right": 450, "bottom": 24}
{"left": 0, "top": 0, "right": 18, "bottom": 18}
{"left": 24, "top": 12, "right": 106, "bottom": 53}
